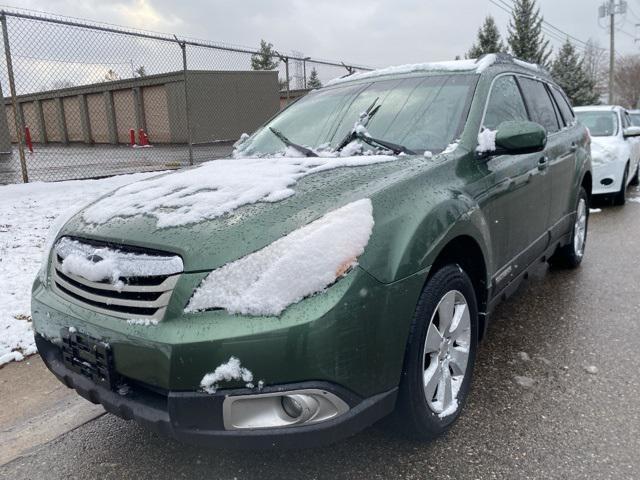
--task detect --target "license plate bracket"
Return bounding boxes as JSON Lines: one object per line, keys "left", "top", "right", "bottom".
{"left": 61, "top": 328, "right": 116, "bottom": 390}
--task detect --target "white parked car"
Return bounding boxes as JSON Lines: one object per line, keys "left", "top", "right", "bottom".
{"left": 575, "top": 105, "right": 640, "bottom": 205}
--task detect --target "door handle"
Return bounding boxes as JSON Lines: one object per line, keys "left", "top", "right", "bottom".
{"left": 538, "top": 156, "right": 548, "bottom": 171}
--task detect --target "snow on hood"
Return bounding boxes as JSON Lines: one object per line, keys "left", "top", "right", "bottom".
{"left": 185, "top": 199, "right": 374, "bottom": 316}
{"left": 81, "top": 155, "right": 395, "bottom": 229}
{"left": 590, "top": 136, "right": 628, "bottom": 166}
{"left": 326, "top": 54, "right": 497, "bottom": 87}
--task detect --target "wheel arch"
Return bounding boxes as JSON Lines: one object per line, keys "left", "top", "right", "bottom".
{"left": 427, "top": 234, "right": 489, "bottom": 341}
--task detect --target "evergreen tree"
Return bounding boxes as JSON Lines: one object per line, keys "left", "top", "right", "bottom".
{"left": 507, "top": 0, "right": 552, "bottom": 67}
{"left": 307, "top": 67, "right": 322, "bottom": 89}
{"left": 251, "top": 40, "right": 280, "bottom": 70}
{"left": 551, "top": 40, "right": 599, "bottom": 106}
{"left": 467, "top": 16, "right": 506, "bottom": 59}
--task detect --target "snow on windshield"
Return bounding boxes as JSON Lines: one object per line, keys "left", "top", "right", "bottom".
{"left": 82, "top": 156, "right": 394, "bottom": 228}
{"left": 185, "top": 199, "right": 374, "bottom": 316}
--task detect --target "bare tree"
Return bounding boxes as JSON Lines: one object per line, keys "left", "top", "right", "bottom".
{"left": 614, "top": 54, "right": 640, "bottom": 108}
{"left": 104, "top": 69, "right": 120, "bottom": 81}
{"left": 583, "top": 39, "right": 607, "bottom": 100}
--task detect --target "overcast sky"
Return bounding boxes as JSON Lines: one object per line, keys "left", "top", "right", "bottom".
{"left": 5, "top": 0, "right": 640, "bottom": 68}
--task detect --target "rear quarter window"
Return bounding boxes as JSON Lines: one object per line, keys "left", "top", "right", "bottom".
{"left": 549, "top": 87, "right": 576, "bottom": 126}
{"left": 518, "top": 77, "right": 561, "bottom": 134}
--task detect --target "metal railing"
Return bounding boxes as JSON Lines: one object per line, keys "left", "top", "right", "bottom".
{"left": 0, "top": 9, "right": 372, "bottom": 184}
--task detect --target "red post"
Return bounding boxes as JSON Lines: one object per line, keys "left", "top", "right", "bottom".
{"left": 24, "top": 126, "right": 33, "bottom": 153}
{"left": 129, "top": 129, "right": 136, "bottom": 146}
{"left": 138, "top": 128, "right": 149, "bottom": 146}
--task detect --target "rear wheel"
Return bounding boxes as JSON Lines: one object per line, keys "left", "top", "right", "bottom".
{"left": 613, "top": 165, "right": 629, "bottom": 206}
{"left": 394, "top": 264, "right": 478, "bottom": 440}
{"left": 549, "top": 187, "right": 588, "bottom": 268}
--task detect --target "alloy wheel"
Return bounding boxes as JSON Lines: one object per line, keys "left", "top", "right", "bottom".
{"left": 573, "top": 197, "right": 587, "bottom": 258}
{"left": 422, "top": 289, "right": 471, "bottom": 416}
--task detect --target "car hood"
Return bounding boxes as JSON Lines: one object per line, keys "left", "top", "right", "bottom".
{"left": 60, "top": 155, "right": 436, "bottom": 272}
{"left": 590, "top": 136, "right": 629, "bottom": 166}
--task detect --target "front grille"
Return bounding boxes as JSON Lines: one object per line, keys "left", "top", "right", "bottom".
{"left": 51, "top": 237, "right": 183, "bottom": 321}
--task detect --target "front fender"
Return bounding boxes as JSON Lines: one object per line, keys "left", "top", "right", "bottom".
{"left": 360, "top": 187, "right": 492, "bottom": 286}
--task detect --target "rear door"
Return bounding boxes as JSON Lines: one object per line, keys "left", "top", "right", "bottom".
{"left": 546, "top": 85, "right": 581, "bottom": 241}
{"left": 477, "top": 74, "right": 551, "bottom": 291}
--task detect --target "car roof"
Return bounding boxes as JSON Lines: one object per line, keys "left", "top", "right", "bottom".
{"left": 325, "top": 53, "right": 551, "bottom": 88}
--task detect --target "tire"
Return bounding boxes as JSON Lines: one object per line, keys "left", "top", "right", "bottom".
{"left": 393, "top": 264, "right": 478, "bottom": 440}
{"left": 549, "top": 187, "right": 589, "bottom": 269}
{"left": 630, "top": 163, "right": 639, "bottom": 186}
{"left": 613, "top": 165, "right": 629, "bottom": 206}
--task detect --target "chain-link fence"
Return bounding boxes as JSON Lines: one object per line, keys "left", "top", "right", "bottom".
{"left": 0, "top": 9, "right": 372, "bottom": 184}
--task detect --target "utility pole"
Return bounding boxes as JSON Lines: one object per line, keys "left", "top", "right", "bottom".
{"left": 600, "top": 0, "right": 627, "bottom": 104}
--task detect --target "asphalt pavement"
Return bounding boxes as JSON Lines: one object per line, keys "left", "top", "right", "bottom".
{"left": 2, "top": 191, "right": 639, "bottom": 480}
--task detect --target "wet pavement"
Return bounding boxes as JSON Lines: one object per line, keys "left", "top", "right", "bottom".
{"left": 2, "top": 192, "right": 639, "bottom": 480}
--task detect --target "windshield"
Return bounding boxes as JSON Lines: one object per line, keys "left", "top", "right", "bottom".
{"left": 235, "top": 74, "right": 478, "bottom": 157}
{"left": 629, "top": 113, "right": 640, "bottom": 127}
{"left": 576, "top": 111, "right": 618, "bottom": 137}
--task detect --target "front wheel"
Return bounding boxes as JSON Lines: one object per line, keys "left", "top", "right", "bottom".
{"left": 613, "top": 166, "right": 629, "bottom": 206}
{"left": 393, "top": 264, "right": 478, "bottom": 440}
{"left": 549, "top": 187, "right": 589, "bottom": 268}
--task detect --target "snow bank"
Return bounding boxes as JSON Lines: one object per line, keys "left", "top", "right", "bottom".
{"left": 200, "top": 356, "right": 254, "bottom": 394}
{"left": 82, "top": 155, "right": 393, "bottom": 228}
{"left": 0, "top": 172, "right": 158, "bottom": 366}
{"left": 476, "top": 128, "right": 497, "bottom": 153}
{"left": 327, "top": 54, "right": 497, "bottom": 86}
{"left": 186, "top": 199, "right": 374, "bottom": 316}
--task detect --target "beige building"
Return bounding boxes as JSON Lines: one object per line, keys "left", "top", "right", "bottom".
{"left": 3, "top": 70, "right": 280, "bottom": 149}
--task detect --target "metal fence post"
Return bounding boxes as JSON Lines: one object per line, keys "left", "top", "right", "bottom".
{"left": 177, "top": 37, "right": 194, "bottom": 166}
{"left": 1, "top": 12, "right": 28, "bottom": 183}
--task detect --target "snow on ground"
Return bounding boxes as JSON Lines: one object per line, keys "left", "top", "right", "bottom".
{"left": 185, "top": 199, "right": 374, "bottom": 316}
{"left": 0, "top": 172, "right": 159, "bottom": 366}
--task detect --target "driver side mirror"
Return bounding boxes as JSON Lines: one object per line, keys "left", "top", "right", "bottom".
{"left": 494, "top": 121, "right": 547, "bottom": 155}
{"left": 623, "top": 126, "right": 640, "bottom": 138}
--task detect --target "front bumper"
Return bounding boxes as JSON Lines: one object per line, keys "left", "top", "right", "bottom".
{"left": 36, "top": 334, "right": 397, "bottom": 448}
{"left": 592, "top": 160, "right": 626, "bottom": 195}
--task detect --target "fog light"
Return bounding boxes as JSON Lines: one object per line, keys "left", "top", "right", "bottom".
{"left": 601, "top": 177, "right": 614, "bottom": 186}
{"left": 281, "top": 395, "right": 304, "bottom": 418}
{"left": 222, "top": 389, "right": 350, "bottom": 430}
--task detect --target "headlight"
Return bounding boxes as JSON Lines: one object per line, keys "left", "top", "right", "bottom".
{"left": 37, "top": 201, "right": 90, "bottom": 285}
{"left": 185, "top": 199, "right": 374, "bottom": 316}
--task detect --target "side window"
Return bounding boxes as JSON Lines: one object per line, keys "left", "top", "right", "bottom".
{"left": 518, "top": 77, "right": 560, "bottom": 134}
{"left": 622, "top": 111, "right": 631, "bottom": 129}
{"left": 483, "top": 75, "right": 529, "bottom": 130}
{"left": 550, "top": 86, "right": 575, "bottom": 126}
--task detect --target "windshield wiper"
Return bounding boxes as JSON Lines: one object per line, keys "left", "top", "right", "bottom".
{"left": 336, "top": 97, "right": 381, "bottom": 152}
{"left": 269, "top": 127, "right": 318, "bottom": 157}
{"left": 358, "top": 134, "right": 416, "bottom": 155}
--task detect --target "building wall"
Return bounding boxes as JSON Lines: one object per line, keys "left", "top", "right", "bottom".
{"left": 143, "top": 85, "right": 171, "bottom": 143}
{"left": 63, "top": 96, "right": 82, "bottom": 142}
{"left": 41, "top": 99, "right": 61, "bottom": 142}
{"left": 186, "top": 71, "right": 279, "bottom": 143}
{"left": 86, "top": 93, "right": 109, "bottom": 143}
{"left": 4, "top": 70, "right": 279, "bottom": 147}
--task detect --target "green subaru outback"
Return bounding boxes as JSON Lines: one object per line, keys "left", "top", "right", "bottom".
{"left": 32, "top": 53, "right": 591, "bottom": 448}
